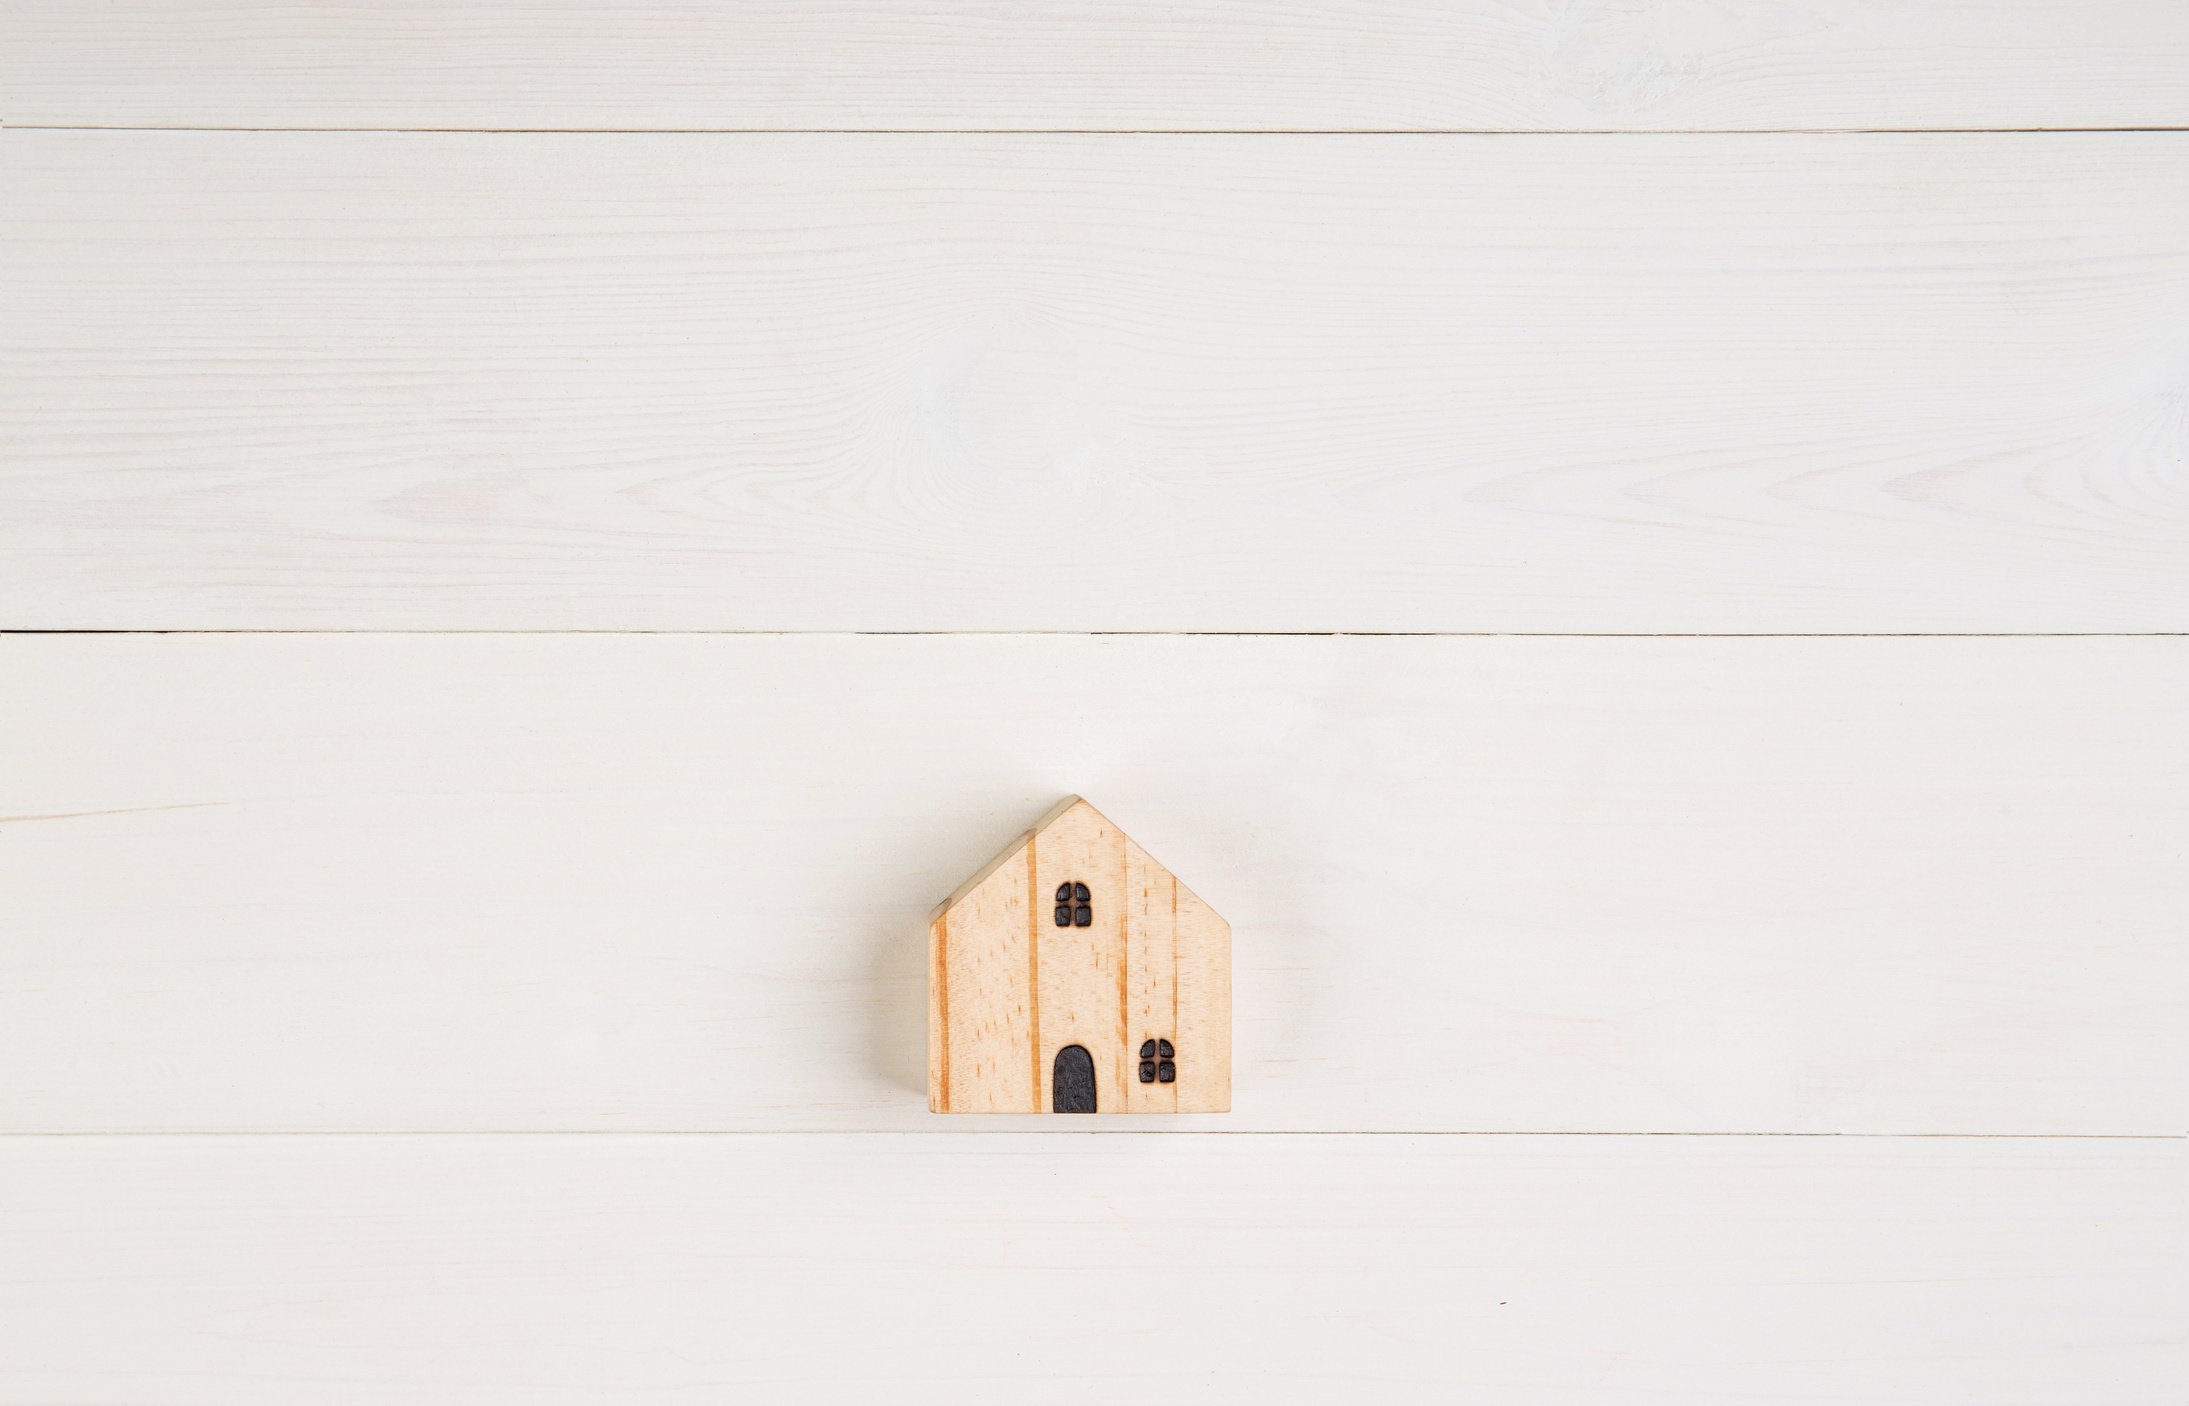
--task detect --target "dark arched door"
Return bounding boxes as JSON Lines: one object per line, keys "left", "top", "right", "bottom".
{"left": 1052, "top": 1045, "right": 1097, "bottom": 1113}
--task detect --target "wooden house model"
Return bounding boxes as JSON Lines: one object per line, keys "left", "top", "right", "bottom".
{"left": 928, "top": 797, "right": 1230, "bottom": 1113}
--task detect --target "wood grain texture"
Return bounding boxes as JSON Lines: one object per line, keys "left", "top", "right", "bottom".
{"left": 1, "top": 1135, "right": 2180, "bottom": 1403}
{"left": 4, "top": 633, "right": 2183, "bottom": 1135}
{"left": 4, "top": 131, "right": 2189, "bottom": 632}
{"left": 5, "top": 1, "right": 2189, "bottom": 131}
{"left": 930, "top": 797, "right": 1230, "bottom": 1113}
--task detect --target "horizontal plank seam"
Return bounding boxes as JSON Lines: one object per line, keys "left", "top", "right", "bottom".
{"left": 6, "top": 631, "right": 2189, "bottom": 640}
{"left": 9, "top": 126, "right": 2189, "bottom": 136}
{"left": 0, "top": 1131, "right": 2179, "bottom": 1141}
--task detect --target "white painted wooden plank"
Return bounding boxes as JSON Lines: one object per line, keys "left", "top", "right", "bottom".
{"left": 6, "top": 132, "right": 2187, "bottom": 632}
{"left": 5, "top": 1, "right": 2189, "bottom": 132}
{"left": 4, "top": 634, "right": 2183, "bottom": 1135}
{"left": 1, "top": 1134, "right": 2180, "bottom": 1403}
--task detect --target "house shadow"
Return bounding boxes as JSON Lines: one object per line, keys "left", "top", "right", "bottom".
{"left": 852, "top": 800, "right": 1049, "bottom": 1103}
{"left": 855, "top": 795, "right": 1069, "bottom": 1100}
{"left": 864, "top": 911, "right": 929, "bottom": 1096}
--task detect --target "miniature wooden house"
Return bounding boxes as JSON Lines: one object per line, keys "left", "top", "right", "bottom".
{"left": 929, "top": 797, "right": 1230, "bottom": 1113}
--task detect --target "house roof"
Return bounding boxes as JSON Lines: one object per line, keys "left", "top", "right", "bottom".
{"left": 931, "top": 796, "right": 1219, "bottom": 921}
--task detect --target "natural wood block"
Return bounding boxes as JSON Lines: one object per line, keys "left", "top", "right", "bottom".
{"left": 929, "top": 798, "right": 1230, "bottom": 1114}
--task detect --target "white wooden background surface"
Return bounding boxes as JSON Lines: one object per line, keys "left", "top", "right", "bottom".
{"left": 3, "top": 5, "right": 2186, "bottom": 1402}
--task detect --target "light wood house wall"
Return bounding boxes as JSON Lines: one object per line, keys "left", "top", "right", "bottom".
{"left": 929, "top": 798, "right": 1231, "bottom": 1113}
